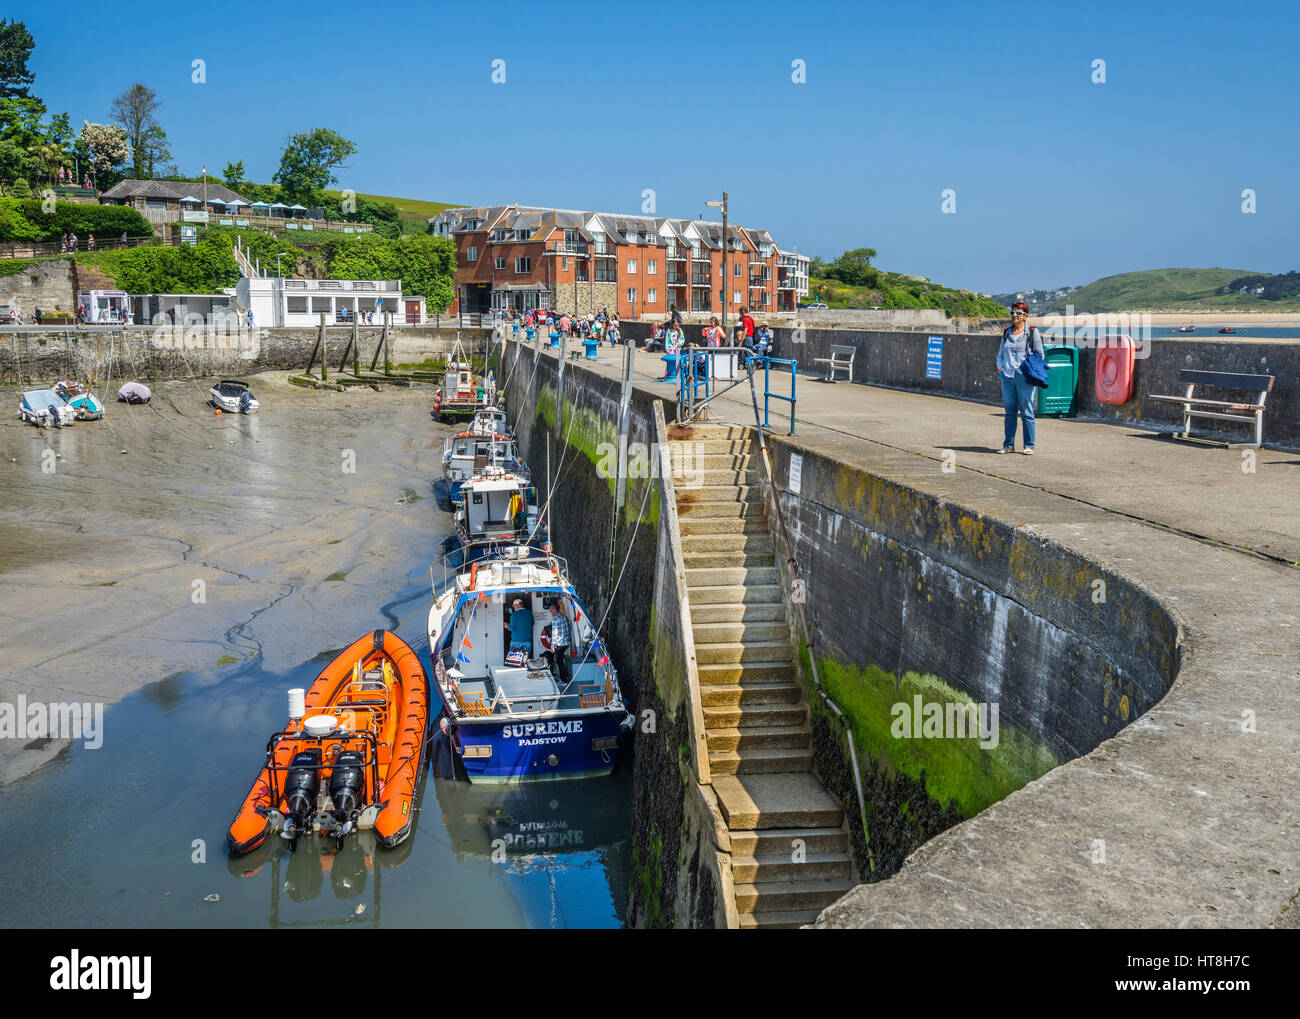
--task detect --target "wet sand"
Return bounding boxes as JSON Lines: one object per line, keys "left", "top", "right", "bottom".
{"left": 0, "top": 372, "right": 445, "bottom": 785}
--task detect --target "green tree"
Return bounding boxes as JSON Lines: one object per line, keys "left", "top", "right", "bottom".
{"left": 827, "top": 247, "right": 879, "bottom": 286}
{"left": 221, "top": 160, "right": 245, "bottom": 188}
{"left": 0, "top": 19, "right": 35, "bottom": 99}
{"left": 273, "top": 128, "right": 357, "bottom": 205}
{"left": 0, "top": 95, "right": 47, "bottom": 148}
{"left": 809, "top": 255, "right": 828, "bottom": 277}
{"left": 0, "top": 137, "right": 33, "bottom": 184}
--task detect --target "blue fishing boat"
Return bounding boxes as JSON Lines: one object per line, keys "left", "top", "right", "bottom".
{"left": 54, "top": 380, "right": 104, "bottom": 420}
{"left": 427, "top": 546, "right": 633, "bottom": 783}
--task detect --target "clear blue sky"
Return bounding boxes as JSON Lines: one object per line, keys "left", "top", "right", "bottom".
{"left": 20, "top": 0, "right": 1300, "bottom": 293}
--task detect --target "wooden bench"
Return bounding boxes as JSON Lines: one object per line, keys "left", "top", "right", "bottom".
{"left": 1148, "top": 369, "right": 1275, "bottom": 448}
{"left": 814, "top": 344, "right": 855, "bottom": 382}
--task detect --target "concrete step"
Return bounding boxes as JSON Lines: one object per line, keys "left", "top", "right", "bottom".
{"left": 670, "top": 438, "right": 755, "bottom": 456}
{"left": 680, "top": 550, "right": 777, "bottom": 570}
{"left": 696, "top": 660, "right": 795, "bottom": 685}
{"left": 692, "top": 451, "right": 757, "bottom": 471}
{"left": 703, "top": 703, "right": 808, "bottom": 730}
{"left": 690, "top": 601, "right": 787, "bottom": 624}
{"left": 687, "top": 468, "right": 759, "bottom": 486}
{"left": 714, "top": 772, "right": 844, "bottom": 830}
{"left": 694, "top": 639, "right": 794, "bottom": 665}
{"left": 730, "top": 826, "right": 850, "bottom": 859}
{"left": 734, "top": 878, "right": 856, "bottom": 915}
{"left": 678, "top": 515, "right": 769, "bottom": 536}
{"left": 739, "top": 909, "right": 823, "bottom": 929}
{"left": 706, "top": 724, "right": 811, "bottom": 753}
{"left": 684, "top": 582, "right": 783, "bottom": 606}
{"left": 700, "top": 679, "right": 803, "bottom": 708}
{"left": 685, "top": 566, "right": 779, "bottom": 588}
{"left": 676, "top": 484, "right": 763, "bottom": 507}
{"left": 680, "top": 532, "right": 774, "bottom": 555}
{"left": 676, "top": 498, "right": 762, "bottom": 521}
{"left": 708, "top": 746, "right": 815, "bottom": 775}
{"left": 732, "top": 852, "right": 852, "bottom": 884}
{"left": 692, "top": 619, "right": 790, "bottom": 645}
{"left": 667, "top": 423, "right": 752, "bottom": 441}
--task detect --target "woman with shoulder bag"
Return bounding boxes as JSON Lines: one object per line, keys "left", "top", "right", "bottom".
{"left": 995, "top": 301, "right": 1044, "bottom": 455}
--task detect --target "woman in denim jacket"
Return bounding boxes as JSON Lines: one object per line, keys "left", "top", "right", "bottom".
{"left": 995, "top": 301, "right": 1044, "bottom": 454}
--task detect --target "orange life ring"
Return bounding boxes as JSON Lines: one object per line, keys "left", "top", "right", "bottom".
{"left": 1095, "top": 334, "right": 1135, "bottom": 405}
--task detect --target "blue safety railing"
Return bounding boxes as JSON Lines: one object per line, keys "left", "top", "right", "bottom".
{"left": 674, "top": 346, "right": 797, "bottom": 435}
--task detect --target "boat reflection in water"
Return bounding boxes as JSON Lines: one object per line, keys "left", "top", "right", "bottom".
{"left": 228, "top": 827, "right": 416, "bottom": 927}
{"left": 430, "top": 727, "right": 632, "bottom": 927}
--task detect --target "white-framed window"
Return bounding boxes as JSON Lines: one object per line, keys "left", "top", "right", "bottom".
{"left": 647, "top": 259, "right": 657, "bottom": 275}
{"left": 287, "top": 296, "right": 307, "bottom": 314}
{"left": 647, "top": 288, "right": 658, "bottom": 304}
{"left": 515, "top": 257, "right": 531, "bottom": 273}
{"left": 627, "top": 288, "right": 637, "bottom": 304}
{"left": 495, "top": 257, "right": 506, "bottom": 270}
{"left": 627, "top": 259, "right": 637, "bottom": 273}
{"left": 561, "top": 256, "right": 568, "bottom": 271}
{"left": 465, "top": 245, "right": 478, "bottom": 262}
{"left": 734, "top": 263, "right": 743, "bottom": 277}
{"left": 733, "top": 290, "right": 741, "bottom": 305}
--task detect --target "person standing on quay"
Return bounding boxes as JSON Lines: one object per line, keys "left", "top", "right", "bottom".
{"left": 995, "top": 301, "right": 1044, "bottom": 455}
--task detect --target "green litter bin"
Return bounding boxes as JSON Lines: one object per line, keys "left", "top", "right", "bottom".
{"left": 1036, "top": 345, "right": 1079, "bottom": 416}
{"left": 475, "top": 387, "right": 485, "bottom": 401}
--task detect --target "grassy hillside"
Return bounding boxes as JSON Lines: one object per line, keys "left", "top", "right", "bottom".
{"left": 1037, "top": 267, "right": 1290, "bottom": 313}
{"left": 810, "top": 271, "right": 1008, "bottom": 319}
{"left": 325, "top": 191, "right": 461, "bottom": 235}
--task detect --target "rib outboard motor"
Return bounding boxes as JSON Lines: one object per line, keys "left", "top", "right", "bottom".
{"left": 283, "top": 749, "right": 322, "bottom": 837}
{"left": 329, "top": 750, "right": 366, "bottom": 817}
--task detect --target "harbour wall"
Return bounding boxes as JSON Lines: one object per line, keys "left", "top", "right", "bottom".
{"left": 499, "top": 340, "right": 733, "bottom": 928}
{"left": 620, "top": 321, "right": 1300, "bottom": 449}
{"left": 499, "top": 336, "right": 1184, "bottom": 924}
{"left": 761, "top": 437, "right": 1181, "bottom": 878}
{"left": 0, "top": 326, "right": 493, "bottom": 385}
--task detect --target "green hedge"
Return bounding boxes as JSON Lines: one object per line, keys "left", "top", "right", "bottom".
{"left": 0, "top": 198, "right": 152, "bottom": 243}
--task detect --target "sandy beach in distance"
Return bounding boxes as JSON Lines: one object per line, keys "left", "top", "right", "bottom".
{"left": 1035, "top": 311, "right": 1300, "bottom": 327}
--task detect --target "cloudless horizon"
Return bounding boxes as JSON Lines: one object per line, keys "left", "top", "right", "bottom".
{"left": 18, "top": 0, "right": 1300, "bottom": 293}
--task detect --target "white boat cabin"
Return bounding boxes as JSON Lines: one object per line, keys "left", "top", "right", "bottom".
{"left": 460, "top": 472, "right": 538, "bottom": 540}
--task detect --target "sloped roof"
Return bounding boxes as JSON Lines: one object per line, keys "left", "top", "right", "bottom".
{"left": 100, "top": 179, "right": 251, "bottom": 204}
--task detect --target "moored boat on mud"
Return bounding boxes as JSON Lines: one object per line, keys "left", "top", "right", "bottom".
{"left": 227, "top": 629, "right": 430, "bottom": 854}
{"left": 18, "top": 388, "right": 76, "bottom": 427}
{"left": 434, "top": 429, "right": 529, "bottom": 511}
{"left": 427, "top": 545, "right": 633, "bottom": 783}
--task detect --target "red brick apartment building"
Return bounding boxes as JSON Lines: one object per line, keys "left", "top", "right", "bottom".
{"left": 428, "top": 205, "right": 810, "bottom": 320}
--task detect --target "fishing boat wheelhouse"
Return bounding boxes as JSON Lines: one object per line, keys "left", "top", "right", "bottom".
{"left": 450, "top": 467, "right": 542, "bottom": 558}
{"left": 427, "top": 546, "right": 632, "bottom": 783}
{"left": 439, "top": 430, "right": 528, "bottom": 507}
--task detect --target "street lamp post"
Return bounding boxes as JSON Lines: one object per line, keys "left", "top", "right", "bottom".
{"left": 706, "top": 191, "right": 728, "bottom": 336}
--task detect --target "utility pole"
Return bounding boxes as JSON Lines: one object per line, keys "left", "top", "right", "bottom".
{"left": 706, "top": 191, "right": 728, "bottom": 337}
{"left": 202, "top": 164, "right": 207, "bottom": 210}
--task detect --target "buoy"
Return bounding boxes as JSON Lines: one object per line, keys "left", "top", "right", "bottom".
{"left": 215, "top": 408, "right": 222, "bottom": 416}
{"left": 1095, "top": 334, "right": 1135, "bottom": 405}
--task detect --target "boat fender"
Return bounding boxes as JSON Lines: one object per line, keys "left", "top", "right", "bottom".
{"left": 468, "top": 562, "right": 477, "bottom": 590}
{"left": 372, "top": 629, "right": 386, "bottom": 654}
{"left": 619, "top": 712, "right": 636, "bottom": 733}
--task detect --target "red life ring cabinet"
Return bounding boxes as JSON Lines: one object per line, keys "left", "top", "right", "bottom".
{"left": 1095, "top": 334, "right": 1135, "bottom": 405}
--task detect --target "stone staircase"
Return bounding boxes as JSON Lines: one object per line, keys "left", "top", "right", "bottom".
{"left": 672, "top": 422, "right": 854, "bottom": 928}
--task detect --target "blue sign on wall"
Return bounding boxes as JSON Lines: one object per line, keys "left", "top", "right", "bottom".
{"left": 926, "top": 335, "right": 943, "bottom": 379}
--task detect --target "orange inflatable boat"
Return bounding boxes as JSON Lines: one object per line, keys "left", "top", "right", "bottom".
{"left": 227, "top": 630, "right": 429, "bottom": 854}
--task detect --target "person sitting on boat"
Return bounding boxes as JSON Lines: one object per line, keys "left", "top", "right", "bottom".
{"left": 507, "top": 598, "right": 533, "bottom": 665}
{"left": 547, "top": 598, "right": 572, "bottom": 687}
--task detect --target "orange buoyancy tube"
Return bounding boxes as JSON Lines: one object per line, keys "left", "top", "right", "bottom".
{"left": 1095, "top": 334, "right": 1135, "bottom": 405}
{"left": 371, "top": 630, "right": 429, "bottom": 847}
{"left": 226, "top": 630, "right": 429, "bottom": 854}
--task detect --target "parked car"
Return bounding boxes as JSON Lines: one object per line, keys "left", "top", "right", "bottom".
{"left": 800, "top": 301, "right": 829, "bottom": 310}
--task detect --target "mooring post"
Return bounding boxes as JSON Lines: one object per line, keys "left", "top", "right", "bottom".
{"left": 320, "top": 314, "right": 328, "bottom": 381}
{"left": 352, "top": 313, "right": 360, "bottom": 376}
{"left": 383, "top": 312, "right": 391, "bottom": 374}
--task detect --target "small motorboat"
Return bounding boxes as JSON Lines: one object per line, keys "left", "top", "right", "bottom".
{"left": 1177, "top": 324, "right": 1196, "bottom": 333}
{"left": 210, "top": 379, "right": 259, "bottom": 413}
{"left": 1218, "top": 327, "right": 1237, "bottom": 335}
{"left": 19, "top": 388, "right": 75, "bottom": 427}
{"left": 53, "top": 381, "right": 104, "bottom": 420}
{"left": 436, "top": 430, "right": 529, "bottom": 510}
{"left": 427, "top": 546, "right": 633, "bottom": 783}
{"left": 117, "top": 382, "right": 152, "bottom": 404}
{"left": 227, "top": 630, "right": 430, "bottom": 854}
